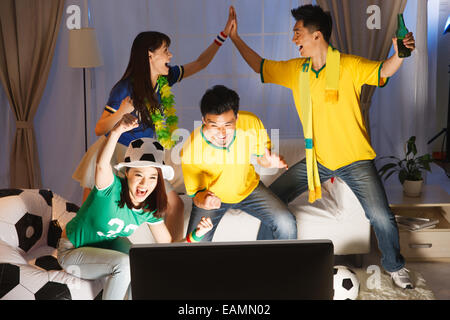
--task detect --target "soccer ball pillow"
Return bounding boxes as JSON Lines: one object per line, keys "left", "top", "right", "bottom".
{"left": 333, "top": 265, "right": 360, "bottom": 300}
{"left": 0, "top": 189, "right": 102, "bottom": 300}
{"left": 0, "top": 189, "right": 54, "bottom": 255}
{"left": 0, "top": 189, "right": 78, "bottom": 259}
{"left": 0, "top": 240, "right": 102, "bottom": 300}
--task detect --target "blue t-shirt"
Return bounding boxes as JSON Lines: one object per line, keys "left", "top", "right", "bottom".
{"left": 105, "top": 65, "right": 184, "bottom": 146}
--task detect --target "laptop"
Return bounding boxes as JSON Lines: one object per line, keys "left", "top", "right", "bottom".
{"left": 129, "top": 239, "right": 334, "bottom": 300}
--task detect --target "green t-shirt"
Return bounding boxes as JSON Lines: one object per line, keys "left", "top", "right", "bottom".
{"left": 66, "top": 175, "right": 163, "bottom": 248}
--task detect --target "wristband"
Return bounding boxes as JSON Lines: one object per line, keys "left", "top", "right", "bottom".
{"left": 186, "top": 230, "right": 204, "bottom": 243}
{"left": 191, "top": 230, "right": 204, "bottom": 242}
{"left": 214, "top": 31, "right": 228, "bottom": 47}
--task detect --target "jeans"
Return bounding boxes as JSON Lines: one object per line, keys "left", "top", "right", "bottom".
{"left": 269, "top": 159, "right": 405, "bottom": 273}
{"left": 186, "top": 181, "right": 298, "bottom": 241}
{"left": 57, "top": 237, "right": 132, "bottom": 300}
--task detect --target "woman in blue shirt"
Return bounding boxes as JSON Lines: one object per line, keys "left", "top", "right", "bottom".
{"left": 73, "top": 13, "right": 232, "bottom": 241}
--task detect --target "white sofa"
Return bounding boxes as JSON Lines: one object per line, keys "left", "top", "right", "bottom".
{"left": 0, "top": 139, "right": 370, "bottom": 300}
{"left": 130, "top": 138, "right": 371, "bottom": 256}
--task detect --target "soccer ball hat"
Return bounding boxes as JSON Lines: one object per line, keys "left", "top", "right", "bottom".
{"left": 114, "top": 138, "right": 174, "bottom": 181}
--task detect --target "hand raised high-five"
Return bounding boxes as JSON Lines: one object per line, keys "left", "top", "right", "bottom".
{"left": 227, "top": 5, "right": 263, "bottom": 73}
{"left": 224, "top": 6, "right": 235, "bottom": 37}
{"left": 228, "top": 6, "right": 237, "bottom": 39}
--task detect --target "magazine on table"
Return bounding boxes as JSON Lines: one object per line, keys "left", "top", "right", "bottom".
{"left": 395, "top": 215, "right": 439, "bottom": 231}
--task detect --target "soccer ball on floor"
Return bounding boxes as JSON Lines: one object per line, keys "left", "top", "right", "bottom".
{"left": 333, "top": 265, "right": 360, "bottom": 300}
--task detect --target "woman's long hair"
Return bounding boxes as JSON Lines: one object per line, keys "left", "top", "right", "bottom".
{"left": 118, "top": 167, "right": 168, "bottom": 218}
{"left": 112, "top": 31, "right": 171, "bottom": 129}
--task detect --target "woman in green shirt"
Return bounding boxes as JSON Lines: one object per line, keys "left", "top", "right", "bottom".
{"left": 58, "top": 114, "right": 212, "bottom": 300}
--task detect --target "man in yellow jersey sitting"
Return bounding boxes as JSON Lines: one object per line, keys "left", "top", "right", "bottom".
{"left": 227, "top": 5, "right": 416, "bottom": 289}
{"left": 181, "top": 85, "right": 297, "bottom": 241}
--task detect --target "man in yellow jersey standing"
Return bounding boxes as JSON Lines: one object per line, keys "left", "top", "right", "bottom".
{"left": 181, "top": 85, "right": 297, "bottom": 241}
{"left": 227, "top": 5, "right": 416, "bottom": 289}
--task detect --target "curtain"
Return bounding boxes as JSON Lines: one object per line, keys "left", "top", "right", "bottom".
{"left": 0, "top": 0, "right": 64, "bottom": 188}
{"left": 413, "top": 0, "right": 429, "bottom": 154}
{"left": 316, "top": 0, "right": 407, "bottom": 140}
{"left": 369, "top": 0, "right": 432, "bottom": 177}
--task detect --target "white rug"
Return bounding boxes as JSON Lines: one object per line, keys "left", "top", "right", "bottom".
{"left": 355, "top": 268, "right": 435, "bottom": 300}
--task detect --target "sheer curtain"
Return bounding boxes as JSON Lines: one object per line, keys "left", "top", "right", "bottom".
{"left": 370, "top": 0, "right": 431, "bottom": 186}
{"left": 315, "top": 0, "right": 432, "bottom": 186}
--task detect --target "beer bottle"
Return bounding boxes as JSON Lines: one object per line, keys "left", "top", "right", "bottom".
{"left": 396, "top": 13, "right": 411, "bottom": 58}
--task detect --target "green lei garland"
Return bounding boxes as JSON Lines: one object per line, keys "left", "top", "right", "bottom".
{"left": 148, "top": 76, "right": 179, "bottom": 149}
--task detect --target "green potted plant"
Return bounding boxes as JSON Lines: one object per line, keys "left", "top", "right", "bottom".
{"left": 378, "top": 136, "right": 433, "bottom": 197}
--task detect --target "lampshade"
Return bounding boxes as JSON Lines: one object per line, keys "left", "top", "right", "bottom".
{"left": 68, "top": 28, "right": 103, "bottom": 68}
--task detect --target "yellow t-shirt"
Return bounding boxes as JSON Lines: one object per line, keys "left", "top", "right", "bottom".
{"left": 261, "top": 54, "right": 388, "bottom": 170}
{"left": 181, "top": 111, "right": 271, "bottom": 204}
